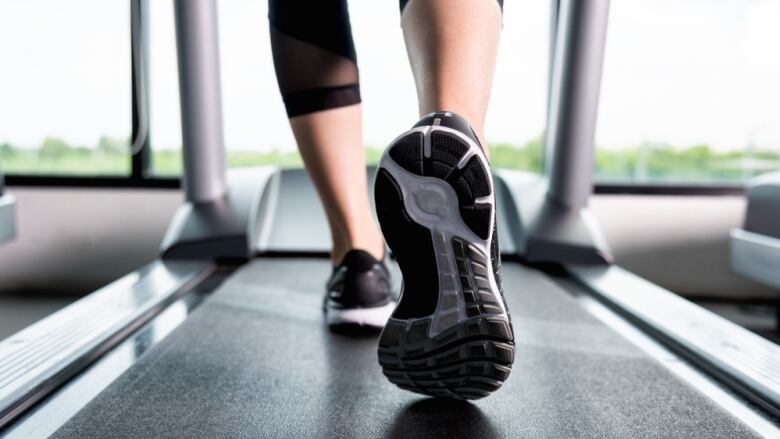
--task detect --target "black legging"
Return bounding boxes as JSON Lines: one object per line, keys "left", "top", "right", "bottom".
{"left": 269, "top": 0, "right": 503, "bottom": 118}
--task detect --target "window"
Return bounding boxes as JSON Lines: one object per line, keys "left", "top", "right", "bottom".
{"left": 486, "top": 1, "right": 549, "bottom": 173}
{"left": 148, "top": 0, "right": 549, "bottom": 175}
{"left": 595, "top": 0, "right": 780, "bottom": 184}
{"left": 9, "top": 1, "right": 774, "bottom": 189}
{"left": 147, "top": 0, "right": 181, "bottom": 176}
{"left": 0, "top": 0, "right": 131, "bottom": 176}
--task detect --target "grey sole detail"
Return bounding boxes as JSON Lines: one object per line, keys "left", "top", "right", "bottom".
{"left": 375, "top": 124, "right": 515, "bottom": 400}
{"left": 326, "top": 302, "right": 395, "bottom": 328}
{"left": 379, "top": 126, "right": 504, "bottom": 337}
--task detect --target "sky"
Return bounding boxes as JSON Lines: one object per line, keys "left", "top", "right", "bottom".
{"left": 1, "top": 0, "right": 779, "bottom": 153}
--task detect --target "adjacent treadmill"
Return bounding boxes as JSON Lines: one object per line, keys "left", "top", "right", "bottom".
{"left": 0, "top": 153, "right": 14, "bottom": 246}
{"left": 1, "top": 0, "right": 779, "bottom": 437}
{"left": 731, "top": 171, "right": 780, "bottom": 290}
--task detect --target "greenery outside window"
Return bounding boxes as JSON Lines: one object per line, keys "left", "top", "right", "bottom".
{"left": 595, "top": 0, "right": 780, "bottom": 185}
{"left": 0, "top": 0, "right": 131, "bottom": 176}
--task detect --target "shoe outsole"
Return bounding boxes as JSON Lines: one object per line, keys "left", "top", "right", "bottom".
{"left": 325, "top": 301, "right": 396, "bottom": 329}
{"left": 375, "top": 124, "right": 514, "bottom": 400}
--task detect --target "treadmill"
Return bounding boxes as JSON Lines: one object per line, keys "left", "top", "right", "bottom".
{"left": 0, "top": 152, "right": 14, "bottom": 246}
{"left": 731, "top": 171, "right": 780, "bottom": 291}
{"left": 2, "top": 0, "right": 779, "bottom": 437}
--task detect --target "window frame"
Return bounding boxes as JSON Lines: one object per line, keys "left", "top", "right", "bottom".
{"left": 2, "top": 0, "right": 747, "bottom": 195}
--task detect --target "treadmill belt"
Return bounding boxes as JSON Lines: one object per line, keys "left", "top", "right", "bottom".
{"left": 53, "top": 259, "right": 758, "bottom": 438}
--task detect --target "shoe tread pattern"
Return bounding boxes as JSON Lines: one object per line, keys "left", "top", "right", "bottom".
{"left": 378, "top": 314, "right": 514, "bottom": 400}
{"left": 376, "top": 130, "right": 514, "bottom": 399}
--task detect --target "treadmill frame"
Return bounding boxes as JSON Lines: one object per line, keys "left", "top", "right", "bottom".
{"left": 0, "top": 160, "right": 14, "bottom": 245}
{"left": 0, "top": 194, "right": 13, "bottom": 246}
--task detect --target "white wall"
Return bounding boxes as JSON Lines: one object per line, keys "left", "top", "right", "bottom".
{"left": 590, "top": 195, "right": 777, "bottom": 298}
{"left": 0, "top": 188, "right": 181, "bottom": 294}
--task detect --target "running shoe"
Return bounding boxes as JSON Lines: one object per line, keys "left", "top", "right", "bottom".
{"left": 324, "top": 249, "right": 395, "bottom": 329}
{"left": 374, "top": 111, "right": 515, "bottom": 399}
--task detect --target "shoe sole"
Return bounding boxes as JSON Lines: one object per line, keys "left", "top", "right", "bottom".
{"left": 326, "top": 301, "right": 396, "bottom": 328}
{"left": 374, "top": 124, "right": 514, "bottom": 400}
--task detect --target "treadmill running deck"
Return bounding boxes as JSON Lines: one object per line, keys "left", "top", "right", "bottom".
{"left": 53, "top": 259, "right": 758, "bottom": 438}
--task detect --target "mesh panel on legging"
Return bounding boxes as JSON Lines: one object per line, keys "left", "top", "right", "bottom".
{"left": 268, "top": 0, "right": 360, "bottom": 117}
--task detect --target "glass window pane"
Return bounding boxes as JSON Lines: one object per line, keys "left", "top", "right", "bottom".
{"left": 0, "top": 0, "right": 131, "bottom": 176}
{"left": 149, "top": 0, "right": 548, "bottom": 175}
{"left": 486, "top": 2, "right": 549, "bottom": 173}
{"left": 596, "top": 0, "right": 780, "bottom": 184}
{"left": 148, "top": 0, "right": 182, "bottom": 176}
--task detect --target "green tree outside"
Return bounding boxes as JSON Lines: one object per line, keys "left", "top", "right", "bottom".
{"left": 0, "top": 135, "right": 777, "bottom": 183}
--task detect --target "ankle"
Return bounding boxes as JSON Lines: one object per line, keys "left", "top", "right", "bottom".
{"left": 331, "top": 237, "right": 385, "bottom": 266}
{"left": 349, "top": 239, "right": 386, "bottom": 263}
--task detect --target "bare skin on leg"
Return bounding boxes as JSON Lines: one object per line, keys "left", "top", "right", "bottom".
{"left": 402, "top": 0, "right": 503, "bottom": 152}
{"left": 289, "top": 104, "right": 385, "bottom": 265}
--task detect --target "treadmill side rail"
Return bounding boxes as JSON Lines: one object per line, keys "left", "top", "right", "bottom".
{"left": 0, "top": 260, "right": 214, "bottom": 429}
{"left": 570, "top": 264, "right": 780, "bottom": 417}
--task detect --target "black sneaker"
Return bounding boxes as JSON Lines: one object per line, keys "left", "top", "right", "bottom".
{"left": 324, "top": 250, "right": 396, "bottom": 329}
{"left": 374, "top": 111, "right": 515, "bottom": 399}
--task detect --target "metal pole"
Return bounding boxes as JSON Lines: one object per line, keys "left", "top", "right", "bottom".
{"left": 173, "top": 0, "right": 227, "bottom": 203}
{"left": 543, "top": 0, "right": 560, "bottom": 174}
{"left": 130, "top": 0, "right": 151, "bottom": 179}
{"left": 545, "top": 0, "right": 610, "bottom": 209}
{"left": 546, "top": 0, "right": 560, "bottom": 107}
